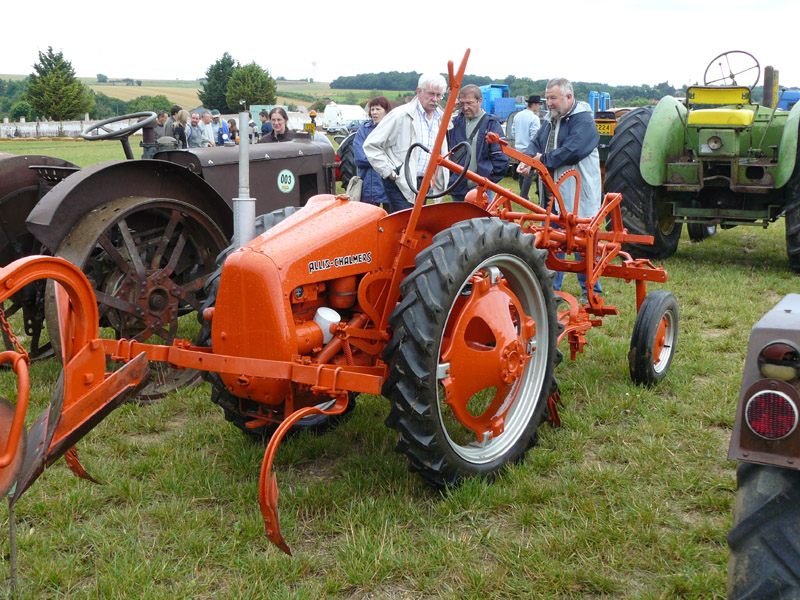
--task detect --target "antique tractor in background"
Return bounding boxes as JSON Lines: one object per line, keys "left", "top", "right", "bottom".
{"left": 605, "top": 50, "right": 800, "bottom": 266}
{"left": 0, "top": 49, "right": 678, "bottom": 560}
{"left": 728, "top": 295, "right": 800, "bottom": 598}
{"left": 0, "top": 117, "right": 336, "bottom": 396}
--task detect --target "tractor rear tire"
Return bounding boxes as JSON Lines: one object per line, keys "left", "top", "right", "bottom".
{"left": 728, "top": 462, "right": 800, "bottom": 599}
{"left": 383, "top": 218, "right": 561, "bottom": 487}
{"left": 605, "top": 106, "right": 682, "bottom": 260}
{"left": 200, "top": 206, "right": 354, "bottom": 441}
{"left": 783, "top": 129, "right": 800, "bottom": 272}
{"left": 337, "top": 133, "right": 357, "bottom": 189}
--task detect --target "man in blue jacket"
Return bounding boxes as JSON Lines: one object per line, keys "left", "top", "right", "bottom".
{"left": 517, "top": 77, "right": 602, "bottom": 302}
{"left": 447, "top": 84, "right": 509, "bottom": 203}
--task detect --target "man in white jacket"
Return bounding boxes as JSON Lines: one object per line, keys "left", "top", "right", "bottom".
{"left": 363, "top": 73, "right": 450, "bottom": 212}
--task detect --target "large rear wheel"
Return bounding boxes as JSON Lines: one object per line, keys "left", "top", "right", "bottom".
{"left": 783, "top": 126, "right": 800, "bottom": 272}
{"left": 728, "top": 462, "right": 800, "bottom": 599}
{"left": 47, "top": 196, "right": 228, "bottom": 400}
{"left": 383, "top": 218, "right": 561, "bottom": 487}
{"left": 605, "top": 106, "right": 682, "bottom": 259}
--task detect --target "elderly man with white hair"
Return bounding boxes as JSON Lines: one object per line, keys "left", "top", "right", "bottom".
{"left": 364, "top": 73, "right": 450, "bottom": 213}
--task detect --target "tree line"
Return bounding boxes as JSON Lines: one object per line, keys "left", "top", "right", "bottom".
{"left": 0, "top": 49, "right": 280, "bottom": 123}
{"left": 331, "top": 72, "right": 755, "bottom": 107}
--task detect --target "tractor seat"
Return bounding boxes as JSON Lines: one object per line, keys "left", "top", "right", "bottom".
{"left": 687, "top": 108, "right": 755, "bottom": 126}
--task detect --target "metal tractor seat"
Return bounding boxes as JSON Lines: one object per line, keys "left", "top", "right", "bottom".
{"left": 685, "top": 86, "right": 755, "bottom": 126}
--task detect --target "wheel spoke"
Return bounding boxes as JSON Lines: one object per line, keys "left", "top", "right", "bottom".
{"left": 116, "top": 218, "right": 147, "bottom": 281}
{"left": 164, "top": 230, "right": 188, "bottom": 276}
{"left": 97, "top": 233, "right": 136, "bottom": 278}
{"left": 151, "top": 210, "right": 183, "bottom": 269}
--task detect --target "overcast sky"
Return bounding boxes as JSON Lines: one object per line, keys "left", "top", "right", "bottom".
{"left": 3, "top": 0, "right": 798, "bottom": 90}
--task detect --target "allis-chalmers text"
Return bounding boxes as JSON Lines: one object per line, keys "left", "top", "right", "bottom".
{"left": 308, "top": 252, "right": 372, "bottom": 274}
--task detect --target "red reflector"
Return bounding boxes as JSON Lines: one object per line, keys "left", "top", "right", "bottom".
{"left": 746, "top": 390, "right": 798, "bottom": 440}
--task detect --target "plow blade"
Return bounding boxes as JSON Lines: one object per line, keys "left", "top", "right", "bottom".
{"left": 4, "top": 352, "right": 149, "bottom": 505}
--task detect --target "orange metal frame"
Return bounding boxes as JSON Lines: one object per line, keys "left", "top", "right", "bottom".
{"left": 0, "top": 49, "right": 670, "bottom": 557}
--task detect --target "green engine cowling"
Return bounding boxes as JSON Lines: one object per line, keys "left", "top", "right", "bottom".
{"left": 640, "top": 91, "right": 800, "bottom": 194}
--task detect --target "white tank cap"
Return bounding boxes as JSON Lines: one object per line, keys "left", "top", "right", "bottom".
{"left": 313, "top": 307, "right": 341, "bottom": 344}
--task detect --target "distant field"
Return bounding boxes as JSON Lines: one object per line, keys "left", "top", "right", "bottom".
{"left": 3, "top": 72, "right": 408, "bottom": 108}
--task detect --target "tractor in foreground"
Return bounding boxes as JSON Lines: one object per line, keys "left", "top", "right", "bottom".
{"left": 727, "top": 295, "right": 800, "bottom": 598}
{"left": 605, "top": 50, "right": 800, "bottom": 266}
{"left": 0, "top": 49, "right": 677, "bottom": 559}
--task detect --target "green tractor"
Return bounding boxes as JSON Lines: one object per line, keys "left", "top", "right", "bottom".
{"left": 605, "top": 51, "right": 800, "bottom": 268}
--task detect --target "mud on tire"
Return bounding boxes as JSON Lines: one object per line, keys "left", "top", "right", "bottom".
{"left": 728, "top": 462, "right": 800, "bottom": 599}
{"left": 382, "top": 217, "right": 561, "bottom": 487}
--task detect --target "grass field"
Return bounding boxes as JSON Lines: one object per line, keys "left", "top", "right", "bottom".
{"left": 0, "top": 140, "right": 791, "bottom": 598}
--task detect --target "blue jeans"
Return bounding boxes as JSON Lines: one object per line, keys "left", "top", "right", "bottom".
{"left": 552, "top": 252, "right": 603, "bottom": 295}
{"left": 383, "top": 176, "right": 428, "bottom": 213}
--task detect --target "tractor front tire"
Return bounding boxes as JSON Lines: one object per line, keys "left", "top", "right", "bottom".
{"left": 628, "top": 290, "right": 678, "bottom": 386}
{"left": 605, "top": 106, "right": 682, "bottom": 260}
{"left": 383, "top": 218, "right": 561, "bottom": 487}
{"left": 728, "top": 462, "right": 800, "bottom": 599}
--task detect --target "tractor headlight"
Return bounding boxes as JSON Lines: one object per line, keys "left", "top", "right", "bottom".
{"left": 707, "top": 135, "right": 723, "bottom": 151}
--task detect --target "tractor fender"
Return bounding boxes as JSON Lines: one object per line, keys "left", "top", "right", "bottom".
{"left": 775, "top": 102, "right": 800, "bottom": 189}
{"left": 640, "top": 95, "right": 687, "bottom": 187}
{"left": 26, "top": 159, "right": 234, "bottom": 253}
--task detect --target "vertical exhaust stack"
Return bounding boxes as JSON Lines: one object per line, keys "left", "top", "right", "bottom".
{"left": 763, "top": 66, "right": 777, "bottom": 108}
{"left": 234, "top": 107, "right": 256, "bottom": 248}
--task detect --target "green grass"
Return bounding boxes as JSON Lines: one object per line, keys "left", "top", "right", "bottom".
{"left": 0, "top": 144, "right": 788, "bottom": 598}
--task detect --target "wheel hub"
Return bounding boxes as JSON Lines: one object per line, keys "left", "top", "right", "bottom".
{"left": 440, "top": 272, "right": 536, "bottom": 442}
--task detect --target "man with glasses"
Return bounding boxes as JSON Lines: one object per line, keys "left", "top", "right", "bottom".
{"left": 517, "top": 77, "right": 602, "bottom": 303}
{"left": 363, "top": 73, "right": 450, "bottom": 213}
{"left": 446, "top": 84, "right": 508, "bottom": 203}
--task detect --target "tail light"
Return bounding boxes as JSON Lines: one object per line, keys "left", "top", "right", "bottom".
{"left": 745, "top": 389, "right": 798, "bottom": 440}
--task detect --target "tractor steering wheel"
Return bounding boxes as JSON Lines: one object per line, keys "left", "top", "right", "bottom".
{"left": 82, "top": 111, "right": 158, "bottom": 141}
{"left": 404, "top": 141, "right": 471, "bottom": 200}
{"left": 703, "top": 50, "right": 760, "bottom": 88}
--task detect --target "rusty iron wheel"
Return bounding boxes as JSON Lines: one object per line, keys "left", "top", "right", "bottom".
{"left": 628, "top": 290, "right": 678, "bottom": 386}
{"left": 384, "top": 218, "right": 561, "bottom": 486}
{"left": 46, "top": 196, "right": 228, "bottom": 401}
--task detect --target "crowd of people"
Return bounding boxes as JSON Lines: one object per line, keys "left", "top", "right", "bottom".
{"left": 151, "top": 74, "right": 602, "bottom": 300}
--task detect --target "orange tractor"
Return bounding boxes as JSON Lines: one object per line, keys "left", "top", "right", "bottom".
{"left": 0, "top": 50, "right": 677, "bottom": 557}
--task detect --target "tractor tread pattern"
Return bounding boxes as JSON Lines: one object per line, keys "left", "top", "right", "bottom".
{"left": 382, "top": 217, "right": 561, "bottom": 488}
{"left": 605, "top": 106, "right": 681, "bottom": 259}
{"left": 728, "top": 462, "right": 800, "bottom": 599}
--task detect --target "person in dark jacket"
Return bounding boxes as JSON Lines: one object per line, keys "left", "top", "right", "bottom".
{"left": 517, "top": 77, "right": 602, "bottom": 302}
{"left": 354, "top": 96, "right": 391, "bottom": 208}
{"left": 446, "top": 84, "right": 509, "bottom": 203}
{"left": 258, "top": 107, "right": 295, "bottom": 143}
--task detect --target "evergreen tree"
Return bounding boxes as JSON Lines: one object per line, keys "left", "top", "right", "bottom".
{"left": 199, "top": 52, "right": 237, "bottom": 111}
{"left": 225, "top": 62, "right": 277, "bottom": 112}
{"left": 26, "top": 47, "right": 93, "bottom": 120}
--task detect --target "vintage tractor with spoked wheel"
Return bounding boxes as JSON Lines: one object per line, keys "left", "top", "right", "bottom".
{"left": 0, "top": 110, "right": 336, "bottom": 398}
{"left": 605, "top": 50, "right": 800, "bottom": 266}
{"left": 0, "top": 50, "right": 678, "bottom": 561}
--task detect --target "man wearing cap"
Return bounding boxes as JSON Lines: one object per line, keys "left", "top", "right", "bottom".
{"left": 211, "top": 109, "right": 230, "bottom": 145}
{"left": 511, "top": 95, "right": 541, "bottom": 200}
